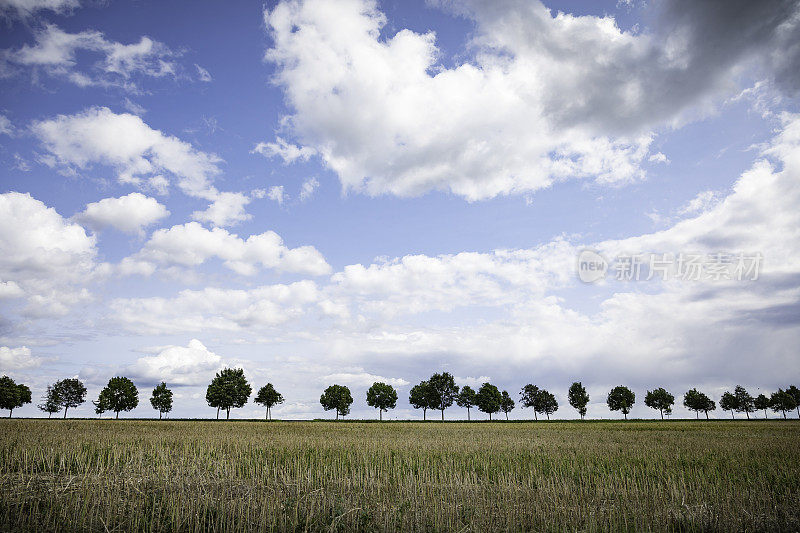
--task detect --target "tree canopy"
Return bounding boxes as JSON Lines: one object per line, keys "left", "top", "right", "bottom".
{"left": 733, "top": 385, "right": 755, "bottom": 419}
{"left": 254, "top": 383, "right": 284, "bottom": 420}
{"left": 683, "top": 388, "right": 716, "bottom": 419}
{"left": 456, "top": 385, "right": 477, "bottom": 420}
{"left": 533, "top": 389, "right": 558, "bottom": 420}
{"left": 98, "top": 376, "right": 139, "bottom": 419}
{"left": 754, "top": 393, "right": 771, "bottom": 418}
{"left": 52, "top": 378, "right": 86, "bottom": 418}
{"left": 476, "top": 383, "right": 502, "bottom": 420}
{"left": 770, "top": 388, "right": 798, "bottom": 419}
{"left": 644, "top": 388, "right": 675, "bottom": 419}
{"left": 409, "top": 381, "right": 437, "bottom": 420}
{"left": 206, "top": 368, "right": 252, "bottom": 419}
{"left": 150, "top": 382, "right": 173, "bottom": 419}
{"left": 366, "top": 382, "right": 397, "bottom": 421}
{"left": 500, "top": 390, "right": 515, "bottom": 420}
{"left": 37, "top": 385, "right": 61, "bottom": 417}
{"left": 720, "top": 391, "right": 738, "bottom": 418}
{"left": 607, "top": 386, "right": 635, "bottom": 419}
{"left": 320, "top": 384, "right": 353, "bottom": 420}
{"left": 428, "top": 372, "right": 459, "bottom": 421}
{"left": 0, "top": 375, "right": 31, "bottom": 418}
{"left": 568, "top": 381, "right": 589, "bottom": 420}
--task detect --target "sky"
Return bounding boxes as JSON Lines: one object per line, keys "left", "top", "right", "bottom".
{"left": 1, "top": 0, "right": 799, "bottom": 420}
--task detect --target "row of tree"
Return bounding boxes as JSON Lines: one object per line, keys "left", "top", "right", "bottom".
{"left": 1, "top": 372, "right": 799, "bottom": 420}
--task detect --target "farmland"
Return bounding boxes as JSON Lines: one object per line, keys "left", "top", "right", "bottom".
{"left": 1, "top": 420, "right": 798, "bottom": 532}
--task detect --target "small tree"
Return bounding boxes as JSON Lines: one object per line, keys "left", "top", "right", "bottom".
{"left": 366, "top": 382, "right": 397, "bottom": 421}
{"left": 428, "top": 372, "right": 459, "bottom": 421}
{"left": 754, "top": 394, "right": 771, "bottom": 419}
{"left": 770, "top": 388, "right": 797, "bottom": 419}
{"left": 534, "top": 389, "right": 558, "bottom": 420}
{"left": 476, "top": 383, "right": 502, "bottom": 420}
{"left": 98, "top": 376, "right": 139, "bottom": 419}
{"left": 720, "top": 391, "right": 738, "bottom": 418}
{"left": 456, "top": 386, "right": 476, "bottom": 420}
{"left": 93, "top": 398, "right": 108, "bottom": 418}
{"left": 568, "top": 381, "right": 590, "bottom": 420}
{"left": 206, "top": 368, "right": 252, "bottom": 419}
{"left": 409, "top": 381, "right": 436, "bottom": 421}
{"left": 786, "top": 385, "right": 800, "bottom": 417}
{"left": 500, "top": 390, "right": 515, "bottom": 420}
{"left": 683, "top": 388, "right": 715, "bottom": 419}
{"left": 519, "top": 384, "right": 540, "bottom": 420}
{"left": 733, "top": 385, "right": 755, "bottom": 419}
{"left": 53, "top": 378, "right": 86, "bottom": 418}
{"left": 0, "top": 375, "right": 31, "bottom": 418}
{"left": 254, "top": 383, "right": 284, "bottom": 420}
{"left": 320, "top": 384, "right": 353, "bottom": 420}
{"left": 38, "top": 385, "right": 61, "bottom": 418}
{"left": 607, "top": 386, "right": 635, "bottom": 420}
{"left": 150, "top": 382, "right": 173, "bottom": 419}
{"left": 644, "top": 388, "right": 675, "bottom": 420}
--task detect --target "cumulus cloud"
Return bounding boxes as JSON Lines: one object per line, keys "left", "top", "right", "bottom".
{"left": 74, "top": 192, "right": 169, "bottom": 235}
{"left": 0, "top": 192, "right": 96, "bottom": 317}
{"left": 0, "top": 346, "right": 44, "bottom": 371}
{"left": 0, "top": 0, "right": 78, "bottom": 18}
{"left": 299, "top": 177, "right": 318, "bottom": 201}
{"left": 252, "top": 137, "right": 316, "bottom": 164}
{"left": 262, "top": 0, "right": 799, "bottom": 201}
{"left": 1, "top": 24, "right": 179, "bottom": 90}
{"left": 319, "top": 371, "right": 409, "bottom": 387}
{"left": 126, "top": 339, "right": 223, "bottom": 385}
{"left": 122, "top": 221, "right": 331, "bottom": 277}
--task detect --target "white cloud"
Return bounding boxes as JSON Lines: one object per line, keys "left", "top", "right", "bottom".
{"left": 0, "top": 114, "right": 13, "bottom": 136}
{"left": 0, "top": 192, "right": 96, "bottom": 317}
{"left": 677, "top": 190, "right": 721, "bottom": 216}
{"left": 0, "top": 0, "right": 78, "bottom": 18}
{"left": 252, "top": 137, "right": 315, "bottom": 164}
{"left": 195, "top": 64, "right": 212, "bottom": 82}
{"left": 267, "top": 185, "right": 285, "bottom": 204}
{"left": 0, "top": 346, "right": 44, "bottom": 371}
{"left": 648, "top": 152, "right": 669, "bottom": 164}
{"left": 124, "top": 221, "right": 331, "bottom": 277}
{"left": 299, "top": 177, "right": 318, "bottom": 201}
{"left": 319, "top": 371, "right": 409, "bottom": 387}
{"left": 126, "top": 339, "right": 223, "bottom": 385}
{"left": 2, "top": 24, "right": 178, "bottom": 90}
{"left": 191, "top": 191, "right": 252, "bottom": 227}
{"left": 74, "top": 192, "right": 169, "bottom": 235}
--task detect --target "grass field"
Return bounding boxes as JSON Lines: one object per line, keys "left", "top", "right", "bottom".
{"left": 1, "top": 420, "right": 798, "bottom": 532}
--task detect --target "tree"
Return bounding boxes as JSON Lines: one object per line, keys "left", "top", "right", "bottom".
{"left": 519, "top": 384, "right": 540, "bottom": 420}
{"left": 720, "top": 391, "right": 738, "bottom": 418}
{"left": 254, "top": 383, "right": 284, "bottom": 420}
{"left": 366, "top": 382, "right": 397, "bottom": 421}
{"left": 428, "top": 372, "right": 459, "bottom": 421}
{"left": 0, "top": 375, "right": 31, "bottom": 418}
{"left": 786, "top": 385, "right": 800, "bottom": 417}
{"left": 38, "top": 385, "right": 61, "bottom": 418}
{"left": 93, "top": 398, "right": 108, "bottom": 418}
{"left": 206, "top": 368, "right": 251, "bottom": 419}
{"left": 52, "top": 378, "right": 86, "bottom": 418}
{"left": 98, "top": 376, "right": 139, "bottom": 419}
{"left": 320, "top": 384, "right": 353, "bottom": 420}
{"left": 733, "top": 385, "right": 755, "bottom": 419}
{"left": 683, "top": 388, "right": 715, "bottom": 419}
{"left": 475, "top": 383, "right": 502, "bottom": 420}
{"left": 644, "top": 388, "right": 675, "bottom": 420}
{"left": 409, "top": 381, "right": 436, "bottom": 420}
{"left": 500, "top": 390, "right": 515, "bottom": 420}
{"left": 754, "top": 394, "right": 771, "bottom": 419}
{"left": 606, "top": 386, "right": 635, "bottom": 419}
{"left": 534, "top": 389, "right": 558, "bottom": 420}
{"left": 150, "top": 382, "right": 173, "bottom": 419}
{"left": 456, "top": 386, "right": 477, "bottom": 420}
{"left": 568, "top": 381, "right": 590, "bottom": 420}
{"left": 770, "top": 388, "right": 798, "bottom": 419}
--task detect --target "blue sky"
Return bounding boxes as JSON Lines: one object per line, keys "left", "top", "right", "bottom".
{"left": 1, "top": 0, "right": 799, "bottom": 419}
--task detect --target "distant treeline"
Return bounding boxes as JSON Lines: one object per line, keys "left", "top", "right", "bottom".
{"left": 1, "top": 371, "right": 798, "bottom": 420}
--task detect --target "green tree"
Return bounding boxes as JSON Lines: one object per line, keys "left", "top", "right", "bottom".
{"left": 606, "top": 386, "right": 635, "bottom": 419}
{"left": 98, "top": 376, "right": 139, "bottom": 419}
{"left": 733, "top": 385, "right": 755, "bottom": 419}
{"left": 254, "top": 383, "right": 284, "bottom": 420}
{"left": 683, "top": 388, "right": 715, "bottom": 419}
{"left": 720, "top": 391, "right": 738, "bottom": 418}
{"left": 475, "top": 382, "right": 502, "bottom": 420}
{"left": 409, "top": 381, "right": 436, "bottom": 421}
{"left": 0, "top": 375, "right": 31, "bottom": 418}
{"left": 519, "top": 384, "right": 540, "bottom": 420}
{"left": 456, "top": 385, "right": 476, "bottom": 420}
{"left": 786, "top": 385, "right": 800, "bottom": 417}
{"left": 644, "top": 388, "right": 675, "bottom": 419}
{"left": 500, "top": 390, "right": 515, "bottom": 420}
{"left": 428, "top": 372, "right": 459, "bottom": 421}
{"left": 38, "top": 385, "right": 61, "bottom": 418}
{"left": 320, "top": 384, "right": 353, "bottom": 420}
{"left": 206, "top": 368, "right": 252, "bottom": 419}
{"left": 366, "top": 382, "right": 397, "bottom": 421}
{"left": 770, "top": 388, "right": 797, "bottom": 419}
{"left": 754, "top": 393, "right": 771, "bottom": 419}
{"left": 93, "top": 398, "right": 108, "bottom": 418}
{"left": 150, "top": 382, "right": 173, "bottom": 419}
{"left": 568, "top": 381, "right": 589, "bottom": 420}
{"left": 534, "top": 389, "right": 558, "bottom": 420}
{"left": 52, "top": 378, "right": 86, "bottom": 418}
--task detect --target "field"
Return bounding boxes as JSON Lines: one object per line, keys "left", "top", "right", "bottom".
{"left": 1, "top": 420, "right": 799, "bottom": 532}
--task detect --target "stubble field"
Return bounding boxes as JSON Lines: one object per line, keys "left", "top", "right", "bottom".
{"left": 0, "top": 419, "right": 798, "bottom": 532}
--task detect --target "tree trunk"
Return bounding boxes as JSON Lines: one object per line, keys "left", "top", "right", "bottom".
{"left": 731, "top": 411, "right": 734, "bottom": 419}
{"left": 547, "top": 413, "right": 550, "bottom": 420}
{"left": 441, "top": 409, "right": 444, "bottom": 422}
{"left": 624, "top": 412, "right": 627, "bottom": 420}
{"left": 745, "top": 411, "right": 749, "bottom": 420}
{"left": 64, "top": 407, "right": 68, "bottom": 419}
{"left": 660, "top": 409, "right": 664, "bottom": 420}
{"left": 764, "top": 409, "right": 767, "bottom": 419}
{"left": 505, "top": 412, "right": 508, "bottom": 420}
{"left": 467, "top": 408, "right": 470, "bottom": 421}
{"left": 783, "top": 410, "right": 787, "bottom": 419}
{"left": 423, "top": 408, "right": 426, "bottom": 421}
{"left": 489, "top": 412, "right": 492, "bottom": 421}
{"left": 48, "top": 412, "right": 52, "bottom": 419}
{"left": 115, "top": 411, "right": 119, "bottom": 419}
{"left": 533, "top": 411, "right": 538, "bottom": 421}
{"left": 226, "top": 407, "right": 230, "bottom": 420}
{"left": 380, "top": 409, "right": 383, "bottom": 421}
{"left": 216, "top": 407, "right": 220, "bottom": 419}
{"left": 8, "top": 409, "right": 12, "bottom": 418}
{"left": 335, "top": 410, "right": 339, "bottom": 421}
{"left": 159, "top": 411, "right": 162, "bottom": 420}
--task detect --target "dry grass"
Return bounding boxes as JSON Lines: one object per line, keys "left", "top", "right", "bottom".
{"left": 1, "top": 419, "right": 798, "bottom": 532}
